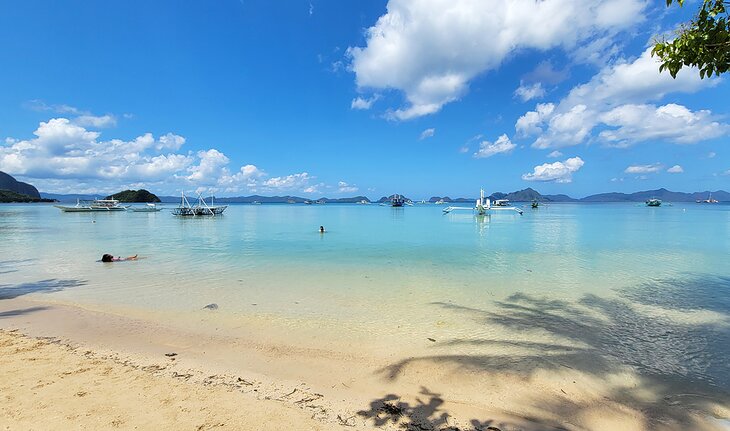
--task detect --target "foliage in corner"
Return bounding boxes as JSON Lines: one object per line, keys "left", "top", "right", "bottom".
{"left": 652, "top": 0, "right": 729, "bottom": 78}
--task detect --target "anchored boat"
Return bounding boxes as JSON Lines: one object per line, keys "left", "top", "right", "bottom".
{"left": 696, "top": 193, "right": 719, "bottom": 204}
{"left": 132, "top": 203, "right": 164, "bottom": 212}
{"left": 55, "top": 198, "right": 129, "bottom": 212}
{"left": 172, "top": 192, "right": 227, "bottom": 216}
{"left": 645, "top": 198, "right": 662, "bottom": 207}
{"left": 443, "top": 189, "right": 523, "bottom": 215}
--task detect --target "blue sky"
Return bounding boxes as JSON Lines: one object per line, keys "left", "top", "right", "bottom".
{"left": 0, "top": 0, "right": 728, "bottom": 198}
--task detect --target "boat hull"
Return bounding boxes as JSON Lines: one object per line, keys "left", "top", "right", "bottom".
{"left": 172, "top": 205, "right": 227, "bottom": 216}
{"left": 55, "top": 205, "right": 128, "bottom": 212}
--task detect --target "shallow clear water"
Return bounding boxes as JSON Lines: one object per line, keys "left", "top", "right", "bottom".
{"left": 2, "top": 202, "right": 729, "bottom": 390}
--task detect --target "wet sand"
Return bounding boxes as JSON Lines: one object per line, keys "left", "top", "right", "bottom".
{"left": 1, "top": 297, "right": 728, "bottom": 431}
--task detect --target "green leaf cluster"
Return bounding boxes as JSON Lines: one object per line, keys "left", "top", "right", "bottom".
{"left": 652, "top": 0, "right": 730, "bottom": 78}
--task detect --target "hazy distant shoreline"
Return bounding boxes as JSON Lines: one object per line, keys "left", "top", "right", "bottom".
{"left": 40, "top": 187, "right": 730, "bottom": 204}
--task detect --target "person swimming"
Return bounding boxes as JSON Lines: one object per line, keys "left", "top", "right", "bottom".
{"left": 101, "top": 254, "right": 138, "bottom": 262}
{"left": 319, "top": 226, "right": 325, "bottom": 233}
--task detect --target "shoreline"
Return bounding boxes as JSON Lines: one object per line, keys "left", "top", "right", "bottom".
{"left": 1, "top": 297, "right": 729, "bottom": 430}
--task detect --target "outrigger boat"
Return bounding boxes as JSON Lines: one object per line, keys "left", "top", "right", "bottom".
{"left": 172, "top": 192, "right": 227, "bottom": 216}
{"left": 132, "top": 203, "right": 164, "bottom": 212}
{"left": 55, "top": 198, "right": 129, "bottom": 212}
{"left": 696, "top": 193, "right": 718, "bottom": 204}
{"left": 391, "top": 194, "right": 405, "bottom": 207}
{"left": 645, "top": 198, "right": 662, "bottom": 207}
{"left": 443, "top": 189, "right": 523, "bottom": 215}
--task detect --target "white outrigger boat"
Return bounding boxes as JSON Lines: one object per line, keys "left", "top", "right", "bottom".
{"left": 55, "top": 198, "right": 130, "bottom": 212}
{"left": 172, "top": 192, "right": 227, "bottom": 216}
{"left": 443, "top": 189, "right": 523, "bottom": 215}
{"left": 132, "top": 203, "right": 164, "bottom": 212}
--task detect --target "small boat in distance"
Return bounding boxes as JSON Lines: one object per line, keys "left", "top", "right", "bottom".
{"left": 287, "top": 199, "right": 296, "bottom": 204}
{"left": 531, "top": 199, "right": 539, "bottom": 209}
{"left": 493, "top": 199, "right": 510, "bottom": 207}
{"left": 132, "top": 203, "right": 164, "bottom": 212}
{"left": 358, "top": 199, "right": 370, "bottom": 205}
{"left": 696, "top": 193, "right": 719, "bottom": 204}
{"left": 172, "top": 192, "right": 227, "bottom": 216}
{"left": 391, "top": 194, "right": 405, "bottom": 207}
{"left": 443, "top": 189, "right": 523, "bottom": 215}
{"left": 304, "top": 200, "right": 313, "bottom": 205}
{"left": 251, "top": 201, "right": 262, "bottom": 205}
{"left": 434, "top": 199, "right": 445, "bottom": 205}
{"left": 55, "top": 198, "right": 129, "bottom": 212}
{"left": 646, "top": 198, "right": 662, "bottom": 207}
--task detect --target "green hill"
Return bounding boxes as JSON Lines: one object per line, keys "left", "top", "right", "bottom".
{"left": 105, "top": 189, "right": 161, "bottom": 203}
{"left": 0, "top": 190, "right": 56, "bottom": 203}
{"left": 0, "top": 171, "right": 41, "bottom": 198}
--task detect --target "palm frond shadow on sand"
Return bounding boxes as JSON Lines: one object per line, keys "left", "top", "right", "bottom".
{"left": 371, "top": 274, "right": 730, "bottom": 430}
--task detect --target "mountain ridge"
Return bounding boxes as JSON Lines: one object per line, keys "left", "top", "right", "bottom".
{"left": 39, "top": 188, "right": 730, "bottom": 203}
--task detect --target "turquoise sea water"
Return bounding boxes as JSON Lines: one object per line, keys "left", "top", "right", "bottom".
{"left": 1, "top": 202, "right": 730, "bottom": 393}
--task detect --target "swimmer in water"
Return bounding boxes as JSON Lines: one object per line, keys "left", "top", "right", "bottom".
{"left": 101, "top": 254, "right": 138, "bottom": 262}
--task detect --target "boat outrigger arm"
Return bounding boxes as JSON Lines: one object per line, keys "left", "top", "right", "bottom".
{"left": 443, "top": 189, "right": 523, "bottom": 215}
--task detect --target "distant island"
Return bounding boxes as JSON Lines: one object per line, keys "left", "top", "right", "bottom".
{"left": 0, "top": 171, "right": 56, "bottom": 203}
{"left": 105, "top": 189, "right": 161, "bottom": 203}
{"left": 39, "top": 187, "right": 729, "bottom": 204}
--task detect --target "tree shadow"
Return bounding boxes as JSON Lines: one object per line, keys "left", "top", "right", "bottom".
{"left": 377, "top": 274, "right": 730, "bottom": 429}
{"left": 357, "top": 387, "right": 525, "bottom": 431}
{"left": 620, "top": 274, "right": 730, "bottom": 314}
{"left": 0, "top": 306, "right": 50, "bottom": 318}
{"left": 0, "top": 279, "right": 87, "bottom": 300}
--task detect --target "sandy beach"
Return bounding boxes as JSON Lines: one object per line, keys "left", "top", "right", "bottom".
{"left": 1, "top": 296, "right": 729, "bottom": 431}
{"left": 0, "top": 328, "right": 327, "bottom": 431}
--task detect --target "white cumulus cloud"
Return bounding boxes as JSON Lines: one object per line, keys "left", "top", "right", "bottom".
{"left": 73, "top": 114, "right": 117, "bottom": 128}
{"left": 522, "top": 156, "right": 585, "bottom": 183}
{"left": 263, "top": 172, "right": 313, "bottom": 190}
{"left": 514, "top": 82, "right": 546, "bottom": 102}
{"left": 0, "top": 116, "right": 300, "bottom": 195}
{"left": 338, "top": 181, "right": 359, "bottom": 193}
{"left": 517, "top": 46, "right": 725, "bottom": 149}
{"left": 351, "top": 95, "right": 381, "bottom": 110}
{"left": 547, "top": 150, "right": 563, "bottom": 158}
{"left": 667, "top": 165, "right": 684, "bottom": 173}
{"left": 624, "top": 163, "right": 662, "bottom": 174}
{"left": 349, "top": 0, "right": 646, "bottom": 120}
{"left": 516, "top": 103, "right": 555, "bottom": 137}
{"left": 473, "top": 134, "right": 515, "bottom": 158}
{"left": 599, "top": 104, "right": 727, "bottom": 147}
{"left": 419, "top": 128, "right": 435, "bottom": 140}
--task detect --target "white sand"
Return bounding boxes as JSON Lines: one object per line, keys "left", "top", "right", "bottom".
{"left": 1, "top": 297, "right": 728, "bottom": 431}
